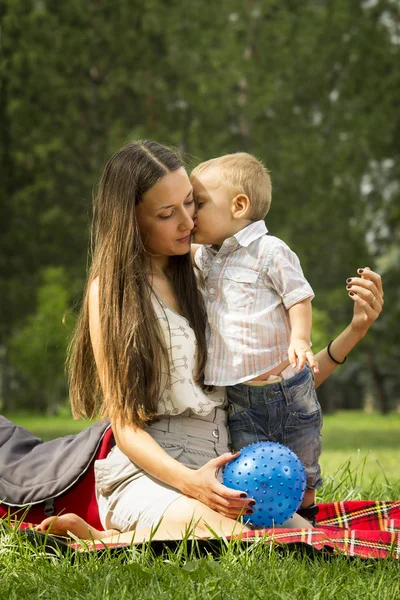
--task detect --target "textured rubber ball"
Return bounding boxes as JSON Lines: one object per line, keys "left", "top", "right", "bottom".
{"left": 223, "top": 441, "right": 306, "bottom": 527}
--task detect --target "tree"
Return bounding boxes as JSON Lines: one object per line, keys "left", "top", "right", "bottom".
{"left": 7, "top": 267, "right": 72, "bottom": 413}
{"left": 1, "top": 0, "right": 398, "bottom": 412}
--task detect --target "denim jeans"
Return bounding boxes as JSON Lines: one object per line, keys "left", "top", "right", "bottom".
{"left": 227, "top": 365, "right": 323, "bottom": 490}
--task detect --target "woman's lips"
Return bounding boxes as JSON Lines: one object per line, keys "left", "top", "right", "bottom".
{"left": 176, "top": 234, "right": 191, "bottom": 243}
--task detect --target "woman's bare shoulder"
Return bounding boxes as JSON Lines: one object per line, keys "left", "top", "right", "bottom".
{"left": 88, "top": 277, "right": 100, "bottom": 315}
{"left": 89, "top": 277, "right": 99, "bottom": 296}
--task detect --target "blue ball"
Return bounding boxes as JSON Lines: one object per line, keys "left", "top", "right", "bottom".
{"left": 223, "top": 441, "right": 306, "bottom": 527}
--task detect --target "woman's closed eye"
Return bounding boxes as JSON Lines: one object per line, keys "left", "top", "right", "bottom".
{"left": 159, "top": 198, "right": 195, "bottom": 220}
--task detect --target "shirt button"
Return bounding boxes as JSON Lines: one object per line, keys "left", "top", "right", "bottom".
{"left": 208, "top": 348, "right": 213, "bottom": 354}
{"left": 209, "top": 287, "right": 215, "bottom": 294}
{"left": 216, "top": 258, "right": 222, "bottom": 264}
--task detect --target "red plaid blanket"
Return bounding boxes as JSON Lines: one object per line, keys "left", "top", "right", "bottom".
{"left": 10, "top": 500, "right": 400, "bottom": 559}
{"left": 239, "top": 500, "right": 400, "bottom": 559}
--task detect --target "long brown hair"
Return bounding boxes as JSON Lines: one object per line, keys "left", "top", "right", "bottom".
{"left": 68, "top": 141, "right": 207, "bottom": 428}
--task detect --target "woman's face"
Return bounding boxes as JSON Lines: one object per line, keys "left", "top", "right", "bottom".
{"left": 136, "top": 167, "right": 195, "bottom": 257}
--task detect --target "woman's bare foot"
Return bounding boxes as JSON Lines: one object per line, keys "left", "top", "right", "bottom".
{"left": 36, "top": 513, "right": 117, "bottom": 540}
{"left": 36, "top": 512, "right": 253, "bottom": 546}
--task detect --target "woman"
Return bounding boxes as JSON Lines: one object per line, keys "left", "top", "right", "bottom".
{"left": 37, "top": 141, "right": 384, "bottom": 544}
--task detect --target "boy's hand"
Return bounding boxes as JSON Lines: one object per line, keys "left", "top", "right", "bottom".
{"left": 288, "top": 339, "right": 319, "bottom": 373}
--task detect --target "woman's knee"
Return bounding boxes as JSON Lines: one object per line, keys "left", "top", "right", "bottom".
{"left": 163, "top": 495, "right": 211, "bottom": 524}
{"left": 162, "top": 496, "right": 246, "bottom": 537}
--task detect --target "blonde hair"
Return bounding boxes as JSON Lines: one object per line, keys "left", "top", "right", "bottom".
{"left": 191, "top": 152, "right": 272, "bottom": 220}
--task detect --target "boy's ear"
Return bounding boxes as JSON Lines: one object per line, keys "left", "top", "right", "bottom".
{"left": 231, "top": 194, "right": 251, "bottom": 220}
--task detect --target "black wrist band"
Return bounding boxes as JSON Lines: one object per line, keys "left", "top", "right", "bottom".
{"left": 327, "top": 340, "right": 347, "bottom": 365}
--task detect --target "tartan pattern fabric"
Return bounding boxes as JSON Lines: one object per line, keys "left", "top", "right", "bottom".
{"left": 8, "top": 500, "right": 400, "bottom": 559}
{"left": 239, "top": 499, "right": 400, "bottom": 559}
{"left": 317, "top": 500, "right": 400, "bottom": 532}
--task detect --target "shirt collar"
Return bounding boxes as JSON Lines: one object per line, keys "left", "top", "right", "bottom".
{"left": 204, "top": 221, "right": 268, "bottom": 256}
{"left": 233, "top": 220, "right": 268, "bottom": 248}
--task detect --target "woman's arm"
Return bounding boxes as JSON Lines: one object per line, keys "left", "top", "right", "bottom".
{"left": 88, "top": 279, "right": 251, "bottom": 519}
{"left": 112, "top": 421, "right": 251, "bottom": 519}
{"left": 314, "top": 268, "right": 383, "bottom": 388}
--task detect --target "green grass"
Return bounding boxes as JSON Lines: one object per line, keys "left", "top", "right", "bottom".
{"left": 319, "top": 411, "right": 400, "bottom": 502}
{"left": 1, "top": 411, "right": 399, "bottom": 599}
{"left": 1, "top": 522, "right": 399, "bottom": 600}
{"left": 3, "top": 411, "right": 95, "bottom": 441}
{"left": 6, "top": 409, "right": 400, "bottom": 493}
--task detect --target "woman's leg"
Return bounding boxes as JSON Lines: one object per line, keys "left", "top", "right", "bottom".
{"left": 160, "top": 495, "right": 251, "bottom": 538}
{"left": 36, "top": 498, "right": 250, "bottom": 544}
{"left": 36, "top": 496, "right": 311, "bottom": 544}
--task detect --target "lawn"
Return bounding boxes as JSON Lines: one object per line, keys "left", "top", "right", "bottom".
{"left": 319, "top": 411, "right": 400, "bottom": 502}
{"left": 7, "top": 409, "right": 400, "bottom": 494}
{"left": 1, "top": 410, "right": 399, "bottom": 599}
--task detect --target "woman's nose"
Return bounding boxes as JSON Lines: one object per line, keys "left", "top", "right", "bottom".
{"left": 179, "top": 208, "right": 194, "bottom": 230}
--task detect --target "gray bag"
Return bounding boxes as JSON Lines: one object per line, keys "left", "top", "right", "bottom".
{"left": 0, "top": 416, "right": 110, "bottom": 511}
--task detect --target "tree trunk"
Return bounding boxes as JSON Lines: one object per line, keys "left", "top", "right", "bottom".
{"left": 366, "top": 351, "right": 390, "bottom": 414}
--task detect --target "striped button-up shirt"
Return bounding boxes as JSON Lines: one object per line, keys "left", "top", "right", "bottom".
{"left": 194, "top": 221, "right": 314, "bottom": 386}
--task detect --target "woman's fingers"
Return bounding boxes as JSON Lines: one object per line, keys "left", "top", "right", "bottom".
{"left": 210, "top": 493, "right": 254, "bottom": 518}
{"left": 210, "top": 451, "right": 241, "bottom": 470}
{"left": 349, "top": 288, "right": 382, "bottom": 319}
{"left": 348, "top": 282, "right": 382, "bottom": 309}
{"left": 196, "top": 455, "right": 255, "bottom": 514}
{"left": 195, "top": 484, "right": 253, "bottom": 517}
{"left": 212, "top": 478, "right": 249, "bottom": 501}
{"left": 218, "top": 507, "right": 253, "bottom": 520}
{"left": 348, "top": 272, "right": 383, "bottom": 303}
{"left": 359, "top": 267, "right": 383, "bottom": 297}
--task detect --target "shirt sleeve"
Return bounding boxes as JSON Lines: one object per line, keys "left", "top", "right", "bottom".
{"left": 264, "top": 238, "right": 314, "bottom": 310}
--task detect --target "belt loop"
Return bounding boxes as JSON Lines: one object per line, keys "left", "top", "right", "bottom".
{"left": 280, "top": 380, "right": 290, "bottom": 406}
{"left": 168, "top": 414, "right": 182, "bottom": 435}
{"left": 167, "top": 415, "right": 178, "bottom": 433}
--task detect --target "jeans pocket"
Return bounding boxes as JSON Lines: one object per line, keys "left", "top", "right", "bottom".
{"left": 286, "top": 386, "right": 322, "bottom": 430}
{"left": 228, "top": 410, "right": 260, "bottom": 452}
{"left": 226, "top": 385, "right": 250, "bottom": 413}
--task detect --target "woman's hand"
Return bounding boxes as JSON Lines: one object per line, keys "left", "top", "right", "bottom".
{"left": 314, "top": 268, "right": 383, "bottom": 388}
{"left": 182, "top": 452, "right": 254, "bottom": 519}
{"left": 347, "top": 267, "right": 384, "bottom": 337}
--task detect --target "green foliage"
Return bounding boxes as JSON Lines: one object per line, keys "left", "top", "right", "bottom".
{"left": 1, "top": 0, "right": 399, "bottom": 411}
{"left": 7, "top": 267, "right": 71, "bottom": 412}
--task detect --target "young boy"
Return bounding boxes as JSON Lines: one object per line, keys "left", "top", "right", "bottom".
{"left": 190, "top": 153, "right": 321, "bottom": 523}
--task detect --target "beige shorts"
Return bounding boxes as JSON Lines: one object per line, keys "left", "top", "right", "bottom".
{"left": 94, "top": 407, "right": 230, "bottom": 532}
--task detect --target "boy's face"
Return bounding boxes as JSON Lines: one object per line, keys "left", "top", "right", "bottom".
{"left": 191, "top": 170, "right": 235, "bottom": 246}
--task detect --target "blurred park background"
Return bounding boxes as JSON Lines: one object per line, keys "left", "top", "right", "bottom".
{"left": 0, "top": 0, "right": 399, "bottom": 419}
